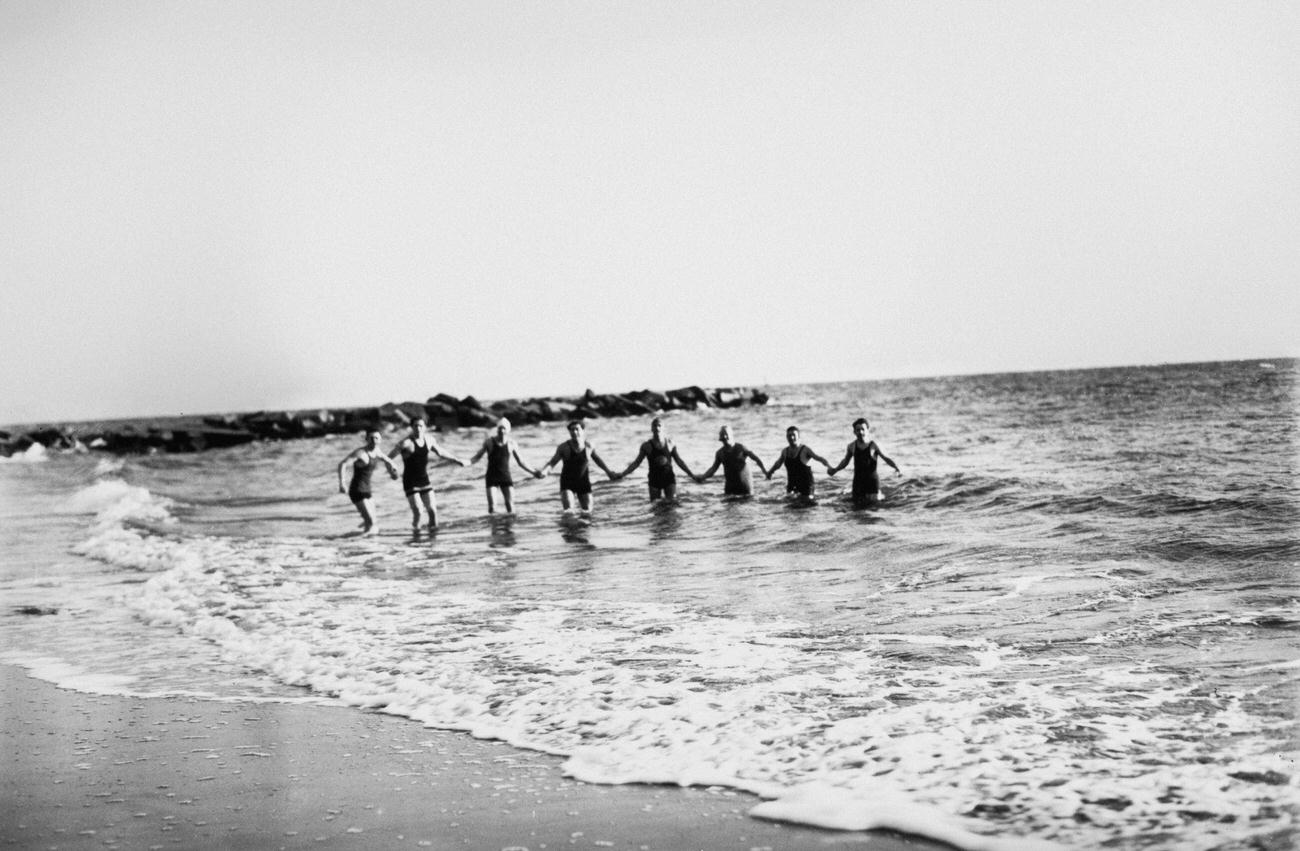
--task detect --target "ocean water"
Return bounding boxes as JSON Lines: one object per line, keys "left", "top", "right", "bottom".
{"left": 1, "top": 359, "right": 1296, "bottom": 850}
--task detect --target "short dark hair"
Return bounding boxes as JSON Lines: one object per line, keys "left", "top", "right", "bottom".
{"left": 567, "top": 420, "right": 584, "bottom": 430}
{"left": 852, "top": 417, "right": 869, "bottom": 429}
{"left": 786, "top": 425, "right": 799, "bottom": 435}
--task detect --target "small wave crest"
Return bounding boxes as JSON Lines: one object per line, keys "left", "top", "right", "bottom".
{"left": 0, "top": 443, "right": 48, "bottom": 463}
{"left": 67, "top": 478, "right": 175, "bottom": 525}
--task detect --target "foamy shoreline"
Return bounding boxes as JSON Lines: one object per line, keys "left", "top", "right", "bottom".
{"left": 0, "top": 664, "right": 944, "bottom": 851}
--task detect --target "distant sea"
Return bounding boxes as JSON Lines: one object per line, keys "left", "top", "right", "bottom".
{"left": 2, "top": 359, "right": 1296, "bottom": 849}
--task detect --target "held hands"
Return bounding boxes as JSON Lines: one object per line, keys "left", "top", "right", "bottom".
{"left": 533, "top": 470, "right": 545, "bottom": 479}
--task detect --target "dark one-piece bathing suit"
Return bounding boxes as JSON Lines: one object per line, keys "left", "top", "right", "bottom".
{"left": 485, "top": 438, "right": 513, "bottom": 487}
{"left": 851, "top": 441, "right": 880, "bottom": 505}
{"left": 721, "top": 443, "right": 753, "bottom": 496}
{"left": 647, "top": 439, "right": 676, "bottom": 490}
{"left": 402, "top": 440, "right": 432, "bottom": 494}
{"left": 348, "top": 453, "right": 375, "bottom": 502}
{"left": 784, "top": 446, "right": 814, "bottom": 497}
{"left": 559, "top": 442, "right": 593, "bottom": 495}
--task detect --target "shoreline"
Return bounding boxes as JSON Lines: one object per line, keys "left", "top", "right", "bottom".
{"left": 0, "top": 665, "right": 949, "bottom": 851}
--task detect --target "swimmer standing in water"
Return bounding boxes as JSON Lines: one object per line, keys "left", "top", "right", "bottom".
{"left": 827, "top": 417, "right": 901, "bottom": 508}
{"left": 467, "top": 418, "right": 543, "bottom": 514}
{"left": 617, "top": 417, "right": 698, "bottom": 501}
{"left": 765, "top": 425, "right": 831, "bottom": 500}
{"left": 694, "top": 425, "right": 768, "bottom": 496}
{"left": 538, "top": 420, "right": 619, "bottom": 512}
{"left": 388, "top": 416, "right": 467, "bottom": 531}
{"left": 337, "top": 427, "right": 399, "bottom": 534}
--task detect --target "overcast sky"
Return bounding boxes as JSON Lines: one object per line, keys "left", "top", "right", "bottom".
{"left": 2, "top": 1, "right": 1296, "bottom": 423}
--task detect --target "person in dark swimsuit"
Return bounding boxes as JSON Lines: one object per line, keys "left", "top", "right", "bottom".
{"left": 765, "top": 425, "right": 831, "bottom": 500}
{"left": 618, "top": 417, "right": 698, "bottom": 501}
{"left": 539, "top": 420, "right": 619, "bottom": 511}
{"left": 336, "top": 427, "right": 399, "bottom": 534}
{"left": 388, "top": 417, "right": 467, "bottom": 531}
{"left": 695, "top": 425, "right": 768, "bottom": 497}
{"left": 827, "top": 417, "right": 901, "bottom": 507}
{"left": 467, "top": 418, "right": 543, "bottom": 514}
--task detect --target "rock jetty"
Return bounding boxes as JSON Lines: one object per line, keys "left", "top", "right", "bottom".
{"left": 1, "top": 386, "right": 769, "bottom": 456}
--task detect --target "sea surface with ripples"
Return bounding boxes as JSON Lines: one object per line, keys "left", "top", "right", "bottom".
{"left": 2, "top": 358, "right": 1296, "bottom": 849}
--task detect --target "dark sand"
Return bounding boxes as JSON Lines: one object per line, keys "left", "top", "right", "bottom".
{"left": 0, "top": 665, "right": 948, "bottom": 850}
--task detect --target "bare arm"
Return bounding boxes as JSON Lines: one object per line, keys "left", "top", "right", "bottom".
{"left": 378, "top": 453, "right": 399, "bottom": 478}
{"left": 698, "top": 447, "right": 724, "bottom": 480}
{"left": 619, "top": 442, "right": 649, "bottom": 478}
{"left": 766, "top": 448, "right": 786, "bottom": 479}
{"left": 540, "top": 443, "right": 567, "bottom": 474}
{"left": 670, "top": 444, "right": 696, "bottom": 479}
{"left": 803, "top": 446, "right": 832, "bottom": 470}
{"left": 743, "top": 447, "right": 768, "bottom": 477}
{"left": 467, "top": 438, "right": 490, "bottom": 466}
{"left": 387, "top": 439, "right": 408, "bottom": 461}
{"left": 429, "top": 437, "right": 468, "bottom": 467}
{"left": 874, "top": 443, "right": 900, "bottom": 474}
{"left": 337, "top": 450, "right": 361, "bottom": 491}
{"left": 510, "top": 442, "right": 542, "bottom": 478}
{"left": 827, "top": 443, "right": 854, "bottom": 476}
{"left": 589, "top": 445, "right": 619, "bottom": 478}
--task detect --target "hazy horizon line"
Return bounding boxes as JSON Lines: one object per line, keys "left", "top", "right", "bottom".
{"left": 4, "top": 354, "right": 1291, "bottom": 432}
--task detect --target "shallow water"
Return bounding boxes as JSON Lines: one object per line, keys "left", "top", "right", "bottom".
{"left": 2, "top": 359, "right": 1297, "bottom": 849}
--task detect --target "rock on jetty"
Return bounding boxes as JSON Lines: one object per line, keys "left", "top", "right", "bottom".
{"left": 1, "top": 386, "right": 770, "bottom": 456}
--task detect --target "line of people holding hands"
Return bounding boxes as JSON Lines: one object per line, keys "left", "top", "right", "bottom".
{"left": 338, "top": 415, "right": 900, "bottom": 534}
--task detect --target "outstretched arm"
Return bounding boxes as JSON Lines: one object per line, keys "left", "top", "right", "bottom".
{"left": 379, "top": 453, "right": 400, "bottom": 479}
{"left": 697, "top": 448, "right": 724, "bottom": 481}
{"left": 766, "top": 449, "right": 785, "bottom": 479}
{"left": 511, "top": 444, "right": 543, "bottom": 479}
{"left": 875, "top": 443, "right": 901, "bottom": 474}
{"left": 743, "top": 447, "right": 769, "bottom": 477}
{"left": 467, "top": 438, "right": 489, "bottom": 466}
{"left": 540, "top": 443, "right": 566, "bottom": 475}
{"left": 827, "top": 443, "right": 854, "bottom": 476}
{"left": 590, "top": 446, "right": 619, "bottom": 479}
{"left": 429, "top": 437, "right": 468, "bottom": 467}
{"left": 670, "top": 445, "right": 697, "bottom": 479}
{"left": 387, "top": 439, "right": 408, "bottom": 461}
{"left": 619, "top": 443, "right": 649, "bottom": 478}
{"left": 804, "top": 446, "right": 832, "bottom": 470}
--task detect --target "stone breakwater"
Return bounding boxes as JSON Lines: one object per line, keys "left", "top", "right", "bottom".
{"left": 1, "top": 386, "right": 769, "bottom": 456}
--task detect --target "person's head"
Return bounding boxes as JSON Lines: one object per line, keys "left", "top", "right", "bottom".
{"left": 364, "top": 428, "right": 381, "bottom": 448}
{"left": 409, "top": 417, "right": 426, "bottom": 436}
{"left": 718, "top": 425, "right": 732, "bottom": 443}
{"left": 495, "top": 418, "right": 511, "bottom": 437}
{"left": 852, "top": 417, "right": 870, "bottom": 438}
{"left": 650, "top": 417, "right": 664, "bottom": 437}
{"left": 566, "top": 420, "right": 585, "bottom": 439}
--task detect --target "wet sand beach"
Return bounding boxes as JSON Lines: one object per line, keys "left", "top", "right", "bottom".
{"left": 0, "top": 666, "right": 944, "bottom": 851}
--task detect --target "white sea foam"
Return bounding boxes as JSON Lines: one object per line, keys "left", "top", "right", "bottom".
{"left": 0, "top": 443, "right": 48, "bottom": 462}
{"left": 66, "top": 478, "right": 174, "bottom": 525}
{"left": 93, "top": 528, "right": 1296, "bottom": 851}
